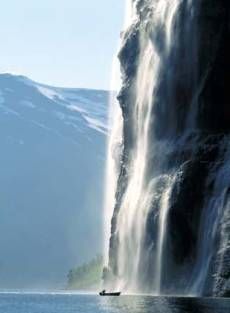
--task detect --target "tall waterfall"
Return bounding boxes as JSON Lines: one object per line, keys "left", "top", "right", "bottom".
{"left": 105, "top": 0, "right": 230, "bottom": 297}
{"left": 103, "top": 0, "right": 133, "bottom": 266}
{"left": 115, "top": 1, "right": 181, "bottom": 293}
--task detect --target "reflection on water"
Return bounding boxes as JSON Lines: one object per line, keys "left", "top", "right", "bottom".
{"left": 99, "top": 295, "right": 230, "bottom": 313}
{"left": 0, "top": 293, "right": 229, "bottom": 313}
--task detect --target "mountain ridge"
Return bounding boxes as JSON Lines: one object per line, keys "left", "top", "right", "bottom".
{"left": 0, "top": 73, "right": 109, "bottom": 289}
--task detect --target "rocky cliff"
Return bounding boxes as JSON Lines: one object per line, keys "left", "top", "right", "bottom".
{"left": 107, "top": 0, "right": 230, "bottom": 297}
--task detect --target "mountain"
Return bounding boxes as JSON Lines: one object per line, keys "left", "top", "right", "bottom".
{"left": 0, "top": 73, "right": 109, "bottom": 289}
{"left": 106, "top": 0, "right": 230, "bottom": 297}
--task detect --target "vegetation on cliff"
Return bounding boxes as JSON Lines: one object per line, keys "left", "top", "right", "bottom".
{"left": 67, "top": 255, "right": 103, "bottom": 290}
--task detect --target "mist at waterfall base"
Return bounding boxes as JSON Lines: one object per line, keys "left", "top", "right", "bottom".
{"left": 104, "top": 0, "right": 230, "bottom": 298}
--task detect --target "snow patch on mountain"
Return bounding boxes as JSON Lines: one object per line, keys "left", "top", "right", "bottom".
{"left": 36, "top": 85, "right": 65, "bottom": 101}
{"left": 0, "top": 73, "right": 109, "bottom": 289}
{"left": 84, "top": 116, "right": 107, "bottom": 134}
{"left": 0, "top": 73, "right": 109, "bottom": 141}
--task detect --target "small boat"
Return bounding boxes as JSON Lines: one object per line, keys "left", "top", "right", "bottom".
{"left": 99, "top": 290, "right": 121, "bottom": 296}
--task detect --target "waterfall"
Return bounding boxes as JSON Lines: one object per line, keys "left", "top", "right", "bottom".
{"left": 155, "top": 174, "right": 177, "bottom": 293}
{"left": 116, "top": 40, "right": 156, "bottom": 291}
{"left": 106, "top": 0, "right": 182, "bottom": 292}
{"left": 103, "top": 0, "right": 134, "bottom": 267}
{"left": 189, "top": 140, "right": 230, "bottom": 295}
{"left": 105, "top": 0, "right": 230, "bottom": 297}
{"left": 103, "top": 57, "right": 123, "bottom": 269}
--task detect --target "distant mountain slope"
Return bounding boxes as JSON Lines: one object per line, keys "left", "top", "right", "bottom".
{"left": 0, "top": 74, "right": 109, "bottom": 289}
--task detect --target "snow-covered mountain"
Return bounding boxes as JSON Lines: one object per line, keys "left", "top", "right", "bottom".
{"left": 0, "top": 73, "right": 109, "bottom": 289}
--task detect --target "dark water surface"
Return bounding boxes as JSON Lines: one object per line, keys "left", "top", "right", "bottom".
{"left": 0, "top": 293, "right": 229, "bottom": 313}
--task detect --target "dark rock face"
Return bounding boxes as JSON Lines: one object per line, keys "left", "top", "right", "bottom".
{"left": 108, "top": 0, "right": 230, "bottom": 296}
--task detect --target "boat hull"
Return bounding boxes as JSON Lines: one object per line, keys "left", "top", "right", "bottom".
{"left": 99, "top": 292, "right": 121, "bottom": 296}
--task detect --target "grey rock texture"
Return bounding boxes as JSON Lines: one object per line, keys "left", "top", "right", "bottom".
{"left": 108, "top": 0, "right": 230, "bottom": 297}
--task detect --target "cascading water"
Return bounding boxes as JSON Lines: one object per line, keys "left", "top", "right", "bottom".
{"left": 106, "top": 0, "right": 183, "bottom": 294}
{"left": 155, "top": 174, "right": 178, "bottom": 293}
{"left": 104, "top": 0, "right": 230, "bottom": 297}
{"left": 103, "top": 0, "right": 134, "bottom": 268}
{"left": 103, "top": 58, "right": 122, "bottom": 267}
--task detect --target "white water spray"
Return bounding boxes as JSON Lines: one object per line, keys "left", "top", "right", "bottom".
{"left": 103, "top": 58, "right": 122, "bottom": 266}
{"left": 103, "top": 1, "right": 136, "bottom": 266}
{"left": 155, "top": 174, "right": 177, "bottom": 293}
{"left": 104, "top": 0, "right": 230, "bottom": 298}
{"left": 110, "top": 0, "right": 181, "bottom": 292}
{"left": 124, "top": 0, "right": 135, "bottom": 28}
{"left": 115, "top": 39, "right": 156, "bottom": 291}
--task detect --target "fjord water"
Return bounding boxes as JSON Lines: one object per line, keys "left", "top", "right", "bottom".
{"left": 1, "top": 293, "right": 229, "bottom": 313}
{"left": 105, "top": 0, "right": 230, "bottom": 297}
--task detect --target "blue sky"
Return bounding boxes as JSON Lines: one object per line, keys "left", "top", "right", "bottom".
{"left": 0, "top": 0, "right": 124, "bottom": 89}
